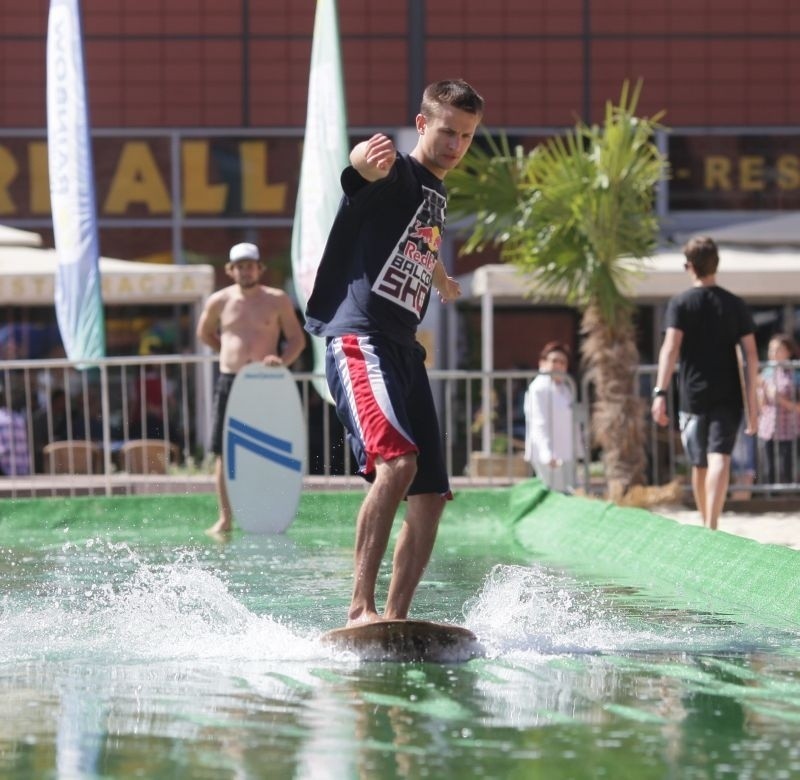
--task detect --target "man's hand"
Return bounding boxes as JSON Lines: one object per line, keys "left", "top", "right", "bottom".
{"left": 364, "top": 133, "right": 396, "bottom": 171}
{"left": 430, "top": 259, "right": 461, "bottom": 303}
{"left": 262, "top": 354, "right": 283, "bottom": 367}
{"left": 351, "top": 134, "right": 397, "bottom": 180}
{"left": 651, "top": 396, "right": 669, "bottom": 427}
{"left": 434, "top": 274, "right": 461, "bottom": 303}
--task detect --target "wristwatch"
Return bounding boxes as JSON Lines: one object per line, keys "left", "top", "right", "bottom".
{"left": 652, "top": 386, "right": 667, "bottom": 399}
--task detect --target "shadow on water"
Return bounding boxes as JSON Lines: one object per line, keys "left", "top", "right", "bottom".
{"left": 2, "top": 512, "right": 800, "bottom": 777}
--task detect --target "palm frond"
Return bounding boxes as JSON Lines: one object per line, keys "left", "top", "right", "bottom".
{"left": 448, "top": 131, "right": 528, "bottom": 253}
{"left": 451, "top": 80, "right": 668, "bottom": 327}
{"left": 450, "top": 82, "right": 668, "bottom": 492}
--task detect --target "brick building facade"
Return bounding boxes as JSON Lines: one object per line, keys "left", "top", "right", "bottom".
{"left": 1, "top": 0, "right": 798, "bottom": 360}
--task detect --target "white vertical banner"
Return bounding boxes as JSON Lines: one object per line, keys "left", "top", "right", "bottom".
{"left": 47, "top": 0, "right": 105, "bottom": 362}
{"left": 291, "top": 0, "right": 349, "bottom": 402}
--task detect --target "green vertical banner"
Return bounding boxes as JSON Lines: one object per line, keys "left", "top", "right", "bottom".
{"left": 291, "top": 0, "right": 349, "bottom": 402}
{"left": 47, "top": 0, "right": 105, "bottom": 362}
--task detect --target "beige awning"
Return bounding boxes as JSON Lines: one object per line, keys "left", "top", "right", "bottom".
{"left": 0, "top": 225, "right": 44, "bottom": 248}
{"left": 457, "top": 246, "right": 800, "bottom": 383}
{"left": 678, "top": 213, "right": 800, "bottom": 247}
{"left": 0, "top": 245, "right": 214, "bottom": 306}
{"left": 460, "top": 246, "right": 800, "bottom": 305}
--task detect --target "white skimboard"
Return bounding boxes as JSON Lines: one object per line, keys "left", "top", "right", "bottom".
{"left": 321, "top": 620, "right": 483, "bottom": 663}
{"left": 223, "top": 363, "right": 305, "bottom": 533}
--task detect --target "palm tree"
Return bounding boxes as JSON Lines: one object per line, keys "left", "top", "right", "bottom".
{"left": 448, "top": 82, "right": 668, "bottom": 498}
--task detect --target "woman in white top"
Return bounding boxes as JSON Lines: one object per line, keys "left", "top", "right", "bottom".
{"left": 524, "top": 341, "right": 580, "bottom": 492}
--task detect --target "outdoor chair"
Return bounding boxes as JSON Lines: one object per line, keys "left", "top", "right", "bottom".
{"left": 43, "top": 441, "right": 103, "bottom": 475}
{"left": 120, "top": 439, "right": 179, "bottom": 474}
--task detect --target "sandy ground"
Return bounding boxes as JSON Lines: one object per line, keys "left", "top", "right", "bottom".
{"left": 653, "top": 504, "right": 800, "bottom": 550}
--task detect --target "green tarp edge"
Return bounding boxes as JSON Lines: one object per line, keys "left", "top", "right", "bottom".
{"left": 509, "top": 479, "right": 800, "bottom": 631}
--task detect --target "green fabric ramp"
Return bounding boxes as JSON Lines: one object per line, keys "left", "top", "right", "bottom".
{"left": 509, "top": 480, "right": 800, "bottom": 631}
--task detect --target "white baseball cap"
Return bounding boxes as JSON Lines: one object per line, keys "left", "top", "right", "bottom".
{"left": 229, "top": 242, "right": 260, "bottom": 263}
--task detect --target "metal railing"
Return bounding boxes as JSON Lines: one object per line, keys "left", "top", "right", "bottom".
{"left": 2, "top": 355, "right": 799, "bottom": 502}
{"left": 589, "top": 362, "right": 800, "bottom": 499}
{"left": 0, "top": 357, "right": 586, "bottom": 497}
{"left": 0, "top": 355, "right": 213, "bottom": 496}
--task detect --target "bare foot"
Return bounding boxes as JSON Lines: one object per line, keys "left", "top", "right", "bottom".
{"left": 205, "top": 517, "right": 232, "bottom": 538}
{"left": 346, "top": 611, "right": 382, "bottom": 628}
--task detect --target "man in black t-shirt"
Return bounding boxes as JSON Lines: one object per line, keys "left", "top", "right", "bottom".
{"left": 305, "top": 79, "right": 484, "bottom": 626}
{"left": 651, "top": 236, "right": 758, "bottom": 530}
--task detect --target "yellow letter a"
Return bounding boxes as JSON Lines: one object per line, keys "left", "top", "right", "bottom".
{"left": 104, "top": 142, "right": 171, "bottom": 214}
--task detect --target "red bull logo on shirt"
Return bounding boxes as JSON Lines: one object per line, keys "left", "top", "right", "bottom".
{"left": 409, "top": 222, "right": 442, "bottom": 253}
{"left": 372, "top": 186, "right": 446, "bottom": 318}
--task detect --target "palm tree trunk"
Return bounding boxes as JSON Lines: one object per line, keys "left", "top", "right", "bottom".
{"left": 581, "top": 302, "right": 647, "bottom": 499}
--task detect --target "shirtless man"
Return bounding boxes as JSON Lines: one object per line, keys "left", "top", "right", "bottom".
{"left": 197, "top": 242, "right": 306, "bottom": 534}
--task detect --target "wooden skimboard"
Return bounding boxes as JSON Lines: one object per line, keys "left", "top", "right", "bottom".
{"left": 222, "top": 363, "right": 305, "bottom": 534}
{"left": 321, "top": 620, "right": 483, "bottom": 663}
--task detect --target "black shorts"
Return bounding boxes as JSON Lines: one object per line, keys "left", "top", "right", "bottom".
{"left": 325, "top": 334, "right": 451, "bottom": 497}
{"left": 679, "top": 406, "right": 742, "bottom": 467}
{"left": 210, "top": 373, "right": 236, "bottom": 455}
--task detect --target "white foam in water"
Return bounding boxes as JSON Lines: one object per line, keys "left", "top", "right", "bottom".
{"left": 0, "top": 539, "right": 321, "bottom": 665}
{"left": 463, "top": 564, "right": 749, "bottom": 659}
{"left": 1, "top": 544, "right": 762, "bottom": 672}
{"left": 465, "top": 564, "right": 618, "bottom": 658}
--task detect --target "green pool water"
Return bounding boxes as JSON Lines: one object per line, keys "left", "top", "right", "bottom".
{"left": 1, "top": 488, "right": 800, "bottom": 779}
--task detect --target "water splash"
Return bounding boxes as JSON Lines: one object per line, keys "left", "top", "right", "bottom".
{"left": 463, "top": 564, "right": 772, "bottom": 659}
{"left": 0, "top": 539, "right": 319, "bottom": 664}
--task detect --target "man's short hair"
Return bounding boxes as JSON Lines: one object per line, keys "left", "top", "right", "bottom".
{"left": 420, "top": 79, "right": 484, "bottom": 119}
{"left": 683, "top": 235, "right": 719, "bottom": 278}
